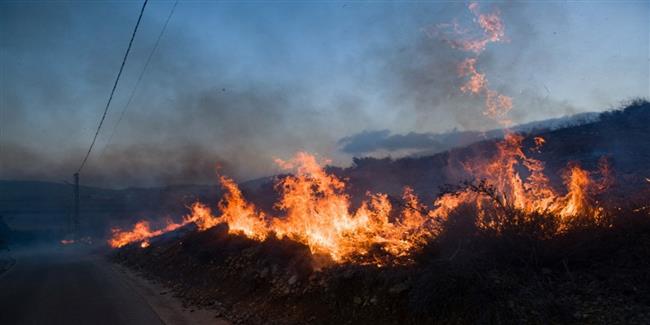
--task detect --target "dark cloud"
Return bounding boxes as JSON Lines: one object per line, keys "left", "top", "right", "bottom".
{"left": 338, "top": 130, "right": 445, "bottom": 155}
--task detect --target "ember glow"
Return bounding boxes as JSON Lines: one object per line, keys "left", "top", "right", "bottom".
{"left": 433, "top": 2, "right": 506, "bottom": 54}
{"left": 437, "top": 2, "right": 513, "bottom": 124}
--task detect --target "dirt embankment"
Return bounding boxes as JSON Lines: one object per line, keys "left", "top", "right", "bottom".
{"left": 112, "top": 210, "right": 650, "bottom": 325}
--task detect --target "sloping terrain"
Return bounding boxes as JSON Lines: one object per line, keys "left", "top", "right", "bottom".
{"left": 113, "top": 101, "right": 650, "bottom": 324}
{"left": 339, "top": 100, "right": 649, "bottom": 204}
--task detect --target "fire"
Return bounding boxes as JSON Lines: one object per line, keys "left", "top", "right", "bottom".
{"left": 467, "top": 2, "right": 507, "bottom": 52}
{"left": 214, "top": 176, "right": 268, "bottom": 239}
{"left": 422, "top": 3, "right": 608, "bottom": 233}
{"left": 532, "top": 136, "right": 546, "bottom": 152}
{"left": 210, "top": 149, "right": 606, "bottom": 259}
{"left": 185, "top": 201, "right": 221, "bottom": 231}
{"left": 195, "top": 153, "right": 441, "bottom": 263}
{"left": 267, "top": 153, "right": 439, "bottom": 262}
{"left": 434, "top": 2, "right": 506, "bottom": 54}
{"left": 109, "top": 149, "right": 607, "bottom": 263}
{"left": 431, "top": 135, "right": 608, "bottom": 233}
{"left": 109, "top": 152, "right": 443, "bottom": 264}
{"left": 436, "top": 2, "right": 513, "bottom": 124}
{"left": 108, "top": 220, "right": 185, "bottom": 248}
{"left": 458, "top": 58, "right": 486, "bottom": 94}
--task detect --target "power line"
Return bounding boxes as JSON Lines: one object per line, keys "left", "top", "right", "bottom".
{"left": 77, "top": 0, "right": 148, "bottom": 173}
{"left": 100, "top": 0, "right": 178, "bottom": 157}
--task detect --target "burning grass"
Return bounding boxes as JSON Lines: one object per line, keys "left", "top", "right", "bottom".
{"left": 110, "top": 135, "right": 610, "bottom": 266}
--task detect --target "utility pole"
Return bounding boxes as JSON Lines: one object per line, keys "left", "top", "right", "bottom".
{"left": 73, "top": 172, "right": 80, "bottom": 238}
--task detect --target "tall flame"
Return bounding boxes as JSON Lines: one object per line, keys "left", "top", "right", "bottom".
{"left": 432, "top": 135, "right": 608, "bottom": 234}
{"left": 267, "top": 153, "right": 440, "bottom": 262}
{"left": 109, "top": 150, "right": 607, "bottom": 263}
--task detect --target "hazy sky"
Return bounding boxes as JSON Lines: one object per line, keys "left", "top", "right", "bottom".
{"left": 1, "top": 1, "right": 648, "bottom": 187}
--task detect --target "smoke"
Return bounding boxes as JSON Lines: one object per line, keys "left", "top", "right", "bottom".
{"left": 1, "top": 2, "right": 646, "bottom": 188}
{"left": 338, "top": 109, "right": 603, "bottom": 157}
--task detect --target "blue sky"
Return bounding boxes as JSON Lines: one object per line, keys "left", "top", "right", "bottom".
{"left": 1, "top": 1, "right": 648, "bottom": 187}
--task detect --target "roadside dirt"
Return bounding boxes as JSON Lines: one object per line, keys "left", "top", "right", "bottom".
{"left": 110, "top": 261, "right": 230, "bottom": 325}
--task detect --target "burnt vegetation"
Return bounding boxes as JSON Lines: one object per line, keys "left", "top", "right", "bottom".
{"left": 112, "top": 101, "right": 650, "bottom": 324}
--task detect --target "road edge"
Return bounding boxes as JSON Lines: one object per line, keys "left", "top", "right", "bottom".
{"left": 107, "top": 259, "right": 230, "bottom": 325}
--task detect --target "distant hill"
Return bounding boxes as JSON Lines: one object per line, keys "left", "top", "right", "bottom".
{"left": 0, "top": 174, "right": 272, "bottom": 241}
{"left": 337, "top": 111, "right": 601, "bottom": 157}
{"left": 0, "top": 180, "right": 224, "bottom": 242}
{"left": 328, "top": 100, "right": 650, "bottom": 205}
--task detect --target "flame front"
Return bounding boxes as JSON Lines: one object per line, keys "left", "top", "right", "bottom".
{"left": 433, "top": 135, "right": 608, "bottom": 234}
{"left": 109, "top": 150, "right": 608, "bottom": 263}
{"left": 268, "top": 152, "right": 438, "bottom": 262}
{"left": 108, "top": 220, "right": 184, "bottom": 248}
{"left": 205, "top": 152, "right": 441, "bottom": 263}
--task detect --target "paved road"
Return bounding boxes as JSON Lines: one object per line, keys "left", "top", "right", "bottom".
{"left": 0, "top": 245, "right": 165, "bottom": 325}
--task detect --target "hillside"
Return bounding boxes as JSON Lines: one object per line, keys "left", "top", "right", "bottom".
{"left": 330, "top": 100, "right": 650, "bottom": 206}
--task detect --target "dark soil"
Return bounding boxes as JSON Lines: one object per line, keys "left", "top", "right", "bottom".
{"left": 112, "top": 208, "right": 650, "bottom": 325}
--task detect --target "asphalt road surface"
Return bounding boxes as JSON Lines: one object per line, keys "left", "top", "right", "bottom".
{"left": 0, "top": 245, "right": 165, "bottom": 325}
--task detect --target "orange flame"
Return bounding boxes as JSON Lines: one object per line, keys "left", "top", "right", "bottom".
{"left": 432, "top": 134, "right": 607, "bottom": 233}
{"left": 268, "top": 153, "right": 440, "bottom": 262}
{"left": 108, "top": 220, "right": 185, "bottom": 248}
{"left": 437, "top": 2, "right": 513, "bottom": 124}
{"left": 107, "top": 152, "right": 440, "bottom": 264}
{"left": 110, "top": 149, "right": 607, "bottom": 263}
{"left": 434, "top": 2, "right": 507, "bottom": 54}
{"left": 214, "top": 175, "right": 268, "bottom": 240}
